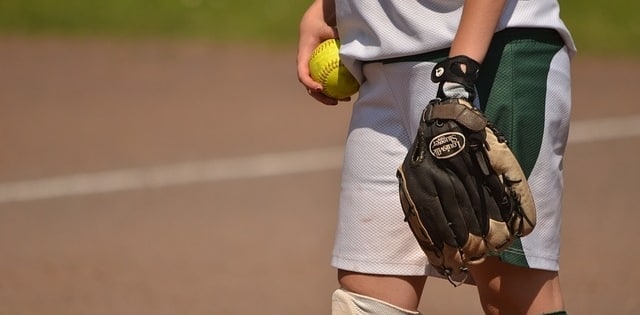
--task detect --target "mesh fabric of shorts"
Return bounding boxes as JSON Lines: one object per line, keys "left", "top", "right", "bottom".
{"left": 331, "top": 28, "right": 572, "bottom": 277}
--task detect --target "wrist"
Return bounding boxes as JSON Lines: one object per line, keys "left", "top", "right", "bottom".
{"left": 431, "top": 55, "right": 481, "bottom": 101}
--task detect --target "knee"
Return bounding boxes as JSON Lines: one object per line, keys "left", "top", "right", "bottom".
{"left": 337, "top": 270, "right": 426, "bottom": 311}
{"left": 332, "top": 288, "right": 422, "bottom": 315}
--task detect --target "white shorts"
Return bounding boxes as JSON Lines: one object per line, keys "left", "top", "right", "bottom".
{"left": 331, "top": 28, "right": 572, "bottom": 277}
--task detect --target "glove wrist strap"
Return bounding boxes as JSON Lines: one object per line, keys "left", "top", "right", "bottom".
{"left": 431, "top": 55, "right": 481, "bottom": 101}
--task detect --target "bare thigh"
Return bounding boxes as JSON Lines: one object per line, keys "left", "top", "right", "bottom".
{"left": 470, "top": 257, "right": 565, "bottom": 315}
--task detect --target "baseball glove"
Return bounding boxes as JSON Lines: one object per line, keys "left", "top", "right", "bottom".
{"left": 396, "top": 57, "right": 536, "bottom": 285}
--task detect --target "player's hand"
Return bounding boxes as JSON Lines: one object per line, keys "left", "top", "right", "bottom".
{"left": 432, "top": 55, "right": 481, "bottom": 102}
{"left": 297, "top": 0, "right": 340, "bottom": 105}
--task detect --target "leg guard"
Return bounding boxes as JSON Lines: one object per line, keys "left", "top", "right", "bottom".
{"left": 331, "top": 289, "right": 422, "bottom": 315}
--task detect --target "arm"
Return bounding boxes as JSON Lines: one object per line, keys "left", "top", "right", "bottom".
{"left": 433, "top": 0, "right": 508, "bottom": 100}
{"left": 296, "top": 0, "right": 340, "bottom": 105}
{"left": 450, "top": 0, "right": 508, "bottom": 63}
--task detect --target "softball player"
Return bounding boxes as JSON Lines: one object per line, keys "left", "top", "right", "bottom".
{"left": 297, "top": 0, "right": 576, "bottom": 314}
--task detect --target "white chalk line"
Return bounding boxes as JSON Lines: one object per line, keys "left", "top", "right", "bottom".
{"left": 0, "top": 116, "right": 639, "bottom": 204}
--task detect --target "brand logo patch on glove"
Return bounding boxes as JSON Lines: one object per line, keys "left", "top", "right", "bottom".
{"left": 429, "top": 132, "right": 465, "bottom": 159}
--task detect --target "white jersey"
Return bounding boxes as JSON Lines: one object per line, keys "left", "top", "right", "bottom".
{"left": 335, "top": 0, "right": 576, "bottom": 82}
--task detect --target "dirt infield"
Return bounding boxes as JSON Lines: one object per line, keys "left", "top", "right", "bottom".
{"left": 0, "top": 37, "right": 639, "bottom": 314}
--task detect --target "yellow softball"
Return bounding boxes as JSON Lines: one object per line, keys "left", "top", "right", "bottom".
{"left": 309, "top": 39, "right": 360, "bottom": 99}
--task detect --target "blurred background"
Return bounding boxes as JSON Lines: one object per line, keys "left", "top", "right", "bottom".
{"left": 0, "top": 1, "right": 639, "bottom": 314}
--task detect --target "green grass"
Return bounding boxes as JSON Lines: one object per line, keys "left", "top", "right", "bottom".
{"left": 0, "top": 0, "right": 638, "bottom": 56}
{"left": 0, "top": 0, "right": 309, "bottom": 44}
{"left": 560, "top": 0, "right": 640, "bottom": 57}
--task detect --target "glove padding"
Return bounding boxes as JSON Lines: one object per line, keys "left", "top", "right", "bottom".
{"left": 396, "top": 98, "right": 536, "bottom": 285}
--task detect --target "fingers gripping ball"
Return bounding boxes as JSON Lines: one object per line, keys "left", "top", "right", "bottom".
{"left": 309, "top": 39, "right": 360, "bottom": 99}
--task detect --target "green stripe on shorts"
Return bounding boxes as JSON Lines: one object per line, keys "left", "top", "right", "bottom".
{"left": 477, "top": 28, "right": 565, "bottom": 267}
